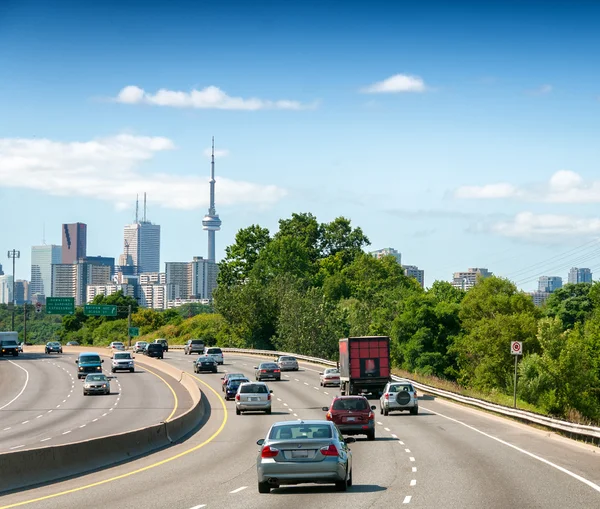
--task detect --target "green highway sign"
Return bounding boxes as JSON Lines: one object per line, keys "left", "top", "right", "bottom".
{"left": 46, "top": 297, "right": 75, "bottom": 315}
{"left": 84, "top": 304, "right": 117, "bottom": 317}
{"left": 128, "top": 327, "right": 140, "bottom": 337}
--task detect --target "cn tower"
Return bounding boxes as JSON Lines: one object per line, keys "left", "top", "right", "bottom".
{"left": 202, "top": 137, "right": 222, "bottom": 262}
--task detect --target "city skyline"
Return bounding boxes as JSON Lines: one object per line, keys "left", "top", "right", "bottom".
{"left": 2, "top": 2, "right": 600, "bottom": 288}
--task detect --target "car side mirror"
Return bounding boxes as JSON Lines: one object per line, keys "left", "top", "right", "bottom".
{"left": 256, "top": 439, "right": 265, "bottom": 446}
{"left": 270, "top": 390, "right": 273, "bottom": 393}
{"left": 371, "top": 405, "right": 376, "bottom": 411}
{"left": 253, "top": 366, "right": 258, "bottom": 369}
{"left": 319, "top": 372, "right": 323, "bottom": 375}
{"left": 75, "top": 360, "right": 78, "bottom": 364}
{"left": 322, "top": 406, "right": 329, "bottom": 411}
{"left": 132, "top": 356, "right": 135, "bottom": 359}
{"left": 345, "top": 437, "right": 356, "bottom": 444}
{"left": 101, "top": 359, "right": 104, "bottom": 363}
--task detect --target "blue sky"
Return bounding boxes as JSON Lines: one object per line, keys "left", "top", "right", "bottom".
{"left": 2, "top": 0, "right": 600, "bottom": 289}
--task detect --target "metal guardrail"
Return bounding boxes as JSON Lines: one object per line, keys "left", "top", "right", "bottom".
{"left": 219, "top": 347, "right": 600, "bottom": 444}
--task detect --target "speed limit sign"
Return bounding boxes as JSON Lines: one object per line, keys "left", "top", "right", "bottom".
{"left": 511, "top": 341, "right": 523, "bottom": 355}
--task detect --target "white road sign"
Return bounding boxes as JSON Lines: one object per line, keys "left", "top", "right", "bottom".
{"left": 511, "top": 341, "right": 523, "bottom": 355}
{"left": 35, "top": 301, "right": 42, "bottom": 313}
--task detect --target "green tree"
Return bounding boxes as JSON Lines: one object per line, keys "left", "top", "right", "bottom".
{"left": 544, "top": 283, "right": 594, "bottom": 330}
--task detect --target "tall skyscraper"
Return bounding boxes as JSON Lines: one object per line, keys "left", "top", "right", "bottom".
{"left": 165, "top": 262, "right": 192, "bottom": 300}
{"left": 538, "top": 276, "right": 563, "bottom": 293}
{"left": 14, "top": 280, "right": 30, "bottom": 305}
{"left": 370, "top": 248, "right": 402, "bottom": 265}
{"left": 202, "top": 137, "right": 222, "bottom": 262}
{"left": 0, "top": 275, "right": 13, "bottom": 304}
{"left": 62, "top": 223, "right": 87, "bottom": 263}
{"left": 31, "top": 244, "right": 62, "bottom": 298}
{"left": 191, "top": 256, "right": 219, "bottom": 300}
{"left": 51, "top": 261, "right": 111, "bottom": 305}
{"left": 403, "top": 265, "right": 425, "bottom": 288}
{"left": 122, "top": 194, "right": 161, "bottom": 274}
{"left": 568, "top": 267, "right": 593, "bottom": 284}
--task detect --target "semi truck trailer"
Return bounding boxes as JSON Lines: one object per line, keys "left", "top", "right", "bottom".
{"left": 339, "top": 336, "right": 391, "bottom": 398}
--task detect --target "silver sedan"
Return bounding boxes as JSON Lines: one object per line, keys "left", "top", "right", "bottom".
{"left": 276, "top": 356, "right": 299, "bottom": 371}
{"left": 236, "top": 382, "right": 272, "bottom": 414}
{"left": 256, "top": 420, "right": 354, "bottom": 493}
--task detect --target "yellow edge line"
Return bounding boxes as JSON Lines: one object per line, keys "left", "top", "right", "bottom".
{"left": 141, "top": 365, "right": 179, "bottom": 422}
{"left": 0, "top": 373, "right": 227, "bottom": 509}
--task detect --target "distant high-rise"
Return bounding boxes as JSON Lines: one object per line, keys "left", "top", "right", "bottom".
{"left": 568, "top": 267, "right": 592, "bottom": 284}
{"left": 538, "top": 276, "right": 563, "bottom": 293}
{"left": 122, "top": 194, "right": 161, "bottom": 274}
{"left": 403, "top": 265, "right": 425, "bottom": 288}
{"left": 15, "top": 280, "right": 30, "bottom": 305}
{"left": 452, "top": 268, "right": 493, "bottom": 291}
{"left": 202, "top": 137, "right": 222, "bottom": 262}
{"left": 51, "top": 261, "right": 111, "bottom": 306}
{"left": 370, "top": 248, "right": 402, "bottom": 265}
{"left": 191, "top": 256, "right": 219, "bottom": 300}
{"left": 0, "top": 275, "right": 13, "bottom": 304}
{"left": 31, "top": 245, "right": 62, "bottom": 298}
{"left": 62, "top": 223, "right": 87, "bottom": 263}
{"left": 0, "top": 263, "right": 3, "bottom": 275}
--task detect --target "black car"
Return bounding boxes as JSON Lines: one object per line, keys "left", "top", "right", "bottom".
{"left": 194, "top": 356, "right": 217, "bottom": 373}
{"left": 45, "top": 341, "right": 63, "bottom": 354}
{"left": 224, "top": 377, "right": 249, "bottom": 400}
{"left": 154, "top": 339, "right": 168, "bottom": 352}
{"left": 144, "top": 343, "right": 164, "bottom": 359}
{"left": 254, "top": 362, "right": 281, "bottom": 381}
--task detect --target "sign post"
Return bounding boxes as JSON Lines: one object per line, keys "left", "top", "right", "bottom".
{"left": 35, "top": 301, "right": 42, "bottom": 314}
{"left": 511, "top": 341, "right": 523, "bottom": 408}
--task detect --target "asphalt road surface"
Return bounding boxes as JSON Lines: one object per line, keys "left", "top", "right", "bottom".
{"left": 0, "top": 349, "right": 190, "bottom": 453}
{"left": 0, "top": 352, "right": 598, "bottom": 509}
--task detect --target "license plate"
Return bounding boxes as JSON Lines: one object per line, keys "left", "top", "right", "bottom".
{"left": 292, "top": 450, "right": 308, "bottom": 458}
{"left": 248, "top": 397, "right": 257, "bottom": 401}
{"left": 346, "top": 417, "right": 356, "bottom": 422}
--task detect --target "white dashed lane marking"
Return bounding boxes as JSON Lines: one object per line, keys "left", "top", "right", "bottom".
{"left": 10, "top": 445, "right": 24, "bottom": 450}
{"left": 323, "top": 391, "right": 329, "bottom": 395}
{"left": 405, "top": 448, "right": 411, "bottom": 453}
{"left": 384, "top": 427, "right": 390, "bottom": 432}
{"left": 410, "top": 479, "right": 417, "bottom": 486}
{"left": 229, "top": 486, "right": 248, "bottom": 494}
{"left": 403, "top": 495, "right": 412, "bottom": 504}
{"left": 40, "top": 437, "right": 51, "bottom": 442}
{"left": 21, "top": 421, "right": 29, "bottom": 425}
{"left": 62, "top": 431, "right": 71, "bottom": 435}
{"left": 409, "top": 457, "right": 415, "bottom": 462}
{"left": 304, "top": 382, "right": 309, "bottom": 386}
{"left": 412, "top": 467, "right": 417, "bottom": 472}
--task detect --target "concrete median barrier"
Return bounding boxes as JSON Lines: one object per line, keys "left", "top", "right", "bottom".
{"left": 0, "top": 346, "right": 205, "bottom": 493}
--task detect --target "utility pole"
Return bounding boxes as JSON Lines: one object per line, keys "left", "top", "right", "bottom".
{"left": 127, "top": 304, "right": 132, "bottom": 348}
{"left": 23, "top": 304, "right": 27, "bottom": 345}
{"left": 7, "top": 250, "right": 20, "bottom": 331}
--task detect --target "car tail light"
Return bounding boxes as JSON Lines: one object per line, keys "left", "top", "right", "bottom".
{"left": 261, "top": 370, "right": 267, "bottom": 373}
{"left": 274, "top": 369, "right": 280, "bottom": 373}
{"left": 414, "top": 391, "right": 418, "bottom": 398}
{"left": 261, "top": 446, "right": 279, "bottom": 458}
{"left": 326, "top": 412, "right": 332, "bottom": 421}
{"left": 267, "top": 393, "right": 271, "bottom": 401}
{"left": 235, "top": 394, "right": 240, "bottom": 401}
{"left": 384, "top": 393, "right": 389, "bottom": 400}
{"left": 320, "top": 444, "right": 339, "bottom": 457}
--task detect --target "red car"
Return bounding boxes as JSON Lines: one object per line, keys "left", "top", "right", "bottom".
{"left": 220, "top": 373, "right": 246, "bottom": 392}
{"left": 322, "top": 396, "right": 377, "bottom": 441}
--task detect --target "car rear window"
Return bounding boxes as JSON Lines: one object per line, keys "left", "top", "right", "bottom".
{"left": 389, "top": 384, "right": 413, "bottom": 392}
{"left": 260, "top": 363, "right": 278, "bottom": 369}
{"left": 269, "top": 424, "right": 332, "bottom": 440}
{"left": 228, "top": 379, "right": 248, "bottom": 388}
{"left": 206, "top": 348, "right": 221, "bottom": 354}
{"left": 332, "top": 398, "right": 368, "bottom": 411}
{"left": 280, "top": 356, "right": 296, "bottom": 361}
{"left": 190, "top": 340, "right": 204, "bottom": 345}
{"left": 240, "top": 384, "right": 268, "bottom": 394}
{"left": 148, "top": 344, "right": 162, "bottom": 350}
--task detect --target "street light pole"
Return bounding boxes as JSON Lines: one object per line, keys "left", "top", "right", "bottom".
{"left": 7, "top": 250, "right": 20, "bottom": 331}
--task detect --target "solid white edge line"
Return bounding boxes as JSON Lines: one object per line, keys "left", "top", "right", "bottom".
{"left": 1, "top": 361, "right": 30, "bottom": 410}
{"left": 403, "top": 495, "right": 412, "bottom": 504}
{"left": 421, "top": 405, "right": 600, "bottom": 494}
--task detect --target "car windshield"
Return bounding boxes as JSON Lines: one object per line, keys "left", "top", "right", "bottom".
{"left": 114, "top": 353, "right": 130, "bottom": 359}
{"left": 48, "top": 342, "right": 60, "bottom": 346}
{"left": 86, "top": 375, "right": 106, "bottom": 382}
{"left": 269, "top": 424, "right": 332, "bottom": 440}
{"left": 389, "top": 384, "right": 413, "bottom": 393}
{"left": 240, "top": 384, "right": 268, "bottom": 394}
{"left": 332, "top": 398, "right": 368, "bottom": 411}
{"left": 2, "top": 340, "right": 18, "bottom": 346}
{"left": 260, "top": 363, "right": 278, "bottom": 369}
{"left": 81, "top": 355, "right": 101, "bottom": 363}
{"left": 325, "top": 369, "right": 339, "bottom": 375}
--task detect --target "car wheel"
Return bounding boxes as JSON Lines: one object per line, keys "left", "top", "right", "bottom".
{"left": 383, "top": 406, "right": 389, "bottom": 416}
{"left": 236, "top": 407, "right": 241, "bottom": 415}
{"left": 266, "top": 408, "right": 272, "bottom": 415}
{"left": 258, "top": 481, "right": 271, "bottom": 494}
{"left": 380, "top": 405, "right": 383, "bottom": 415}
{"left": 83, "top": 391, "right": 87, "bottom": 396}
{"left": 410, "top": 407, "right": 418, "bottom": 415}
{"left": 367, "top": 430, "right": 375, "bottom": 441}
{"left": 130, "top": 368, "right": 134, "bottom": 373}
{"left": 347, "top": 468, "right": 353, "bottom": 487}
{"left": 111, "top": 369, "right": 115, "bottom": 373}
{"left": 335, "top": 477, "right": 348, "bottom": 492}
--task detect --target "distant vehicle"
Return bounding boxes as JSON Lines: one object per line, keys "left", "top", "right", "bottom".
{"left": 204, "top": 347, "right": 224, "bottom": 365}
{"left": 319, "top": 368, "right": 341, "bottom": 387}
{"left": 45, "top": 341, "right": 63, "bottom": 354}
{"left": 224, "top": 377, "right": 250, "bottom": 400}
{"left": 133, "top": 341, "right": 147, "bottom": 353}
{"left": 18, "top": 342, "right": 24, "bottom": 353}
{"left": 111, "top": 351, "right": 135, "bottom": 373}
{"left": 193, "top": 356, "right": 218, "bottom": 373}
{"left": 256, "top": 420, "right": 354, "bottom": 494}
{"left": 66, "top": 341, "right": 79, "bottom": 346}
{"left": 235, "top": 382, "right": 273, "bottom": 415}
{"left": 339, "top": 336, "right": 391, "bottom": 397}
{"left": 276, "top": 355, "right": 299, "bottom": 371}
{"left": 254, "top": 362, "right": 281, "bottom": 381}
{"left": 109, "top": 341, "right": 125, "bottom": 351}
{"left": 221, "top": 373, "right": 246, "bottom": 391}
{"left": 76, "top": 352, "right": 104, "bottom": 379}
{"left": 184, "top": 339, "right": 205, "bottom": 355}
{"left": 380, "top": 381, "right": 418, "bottom": 415}
{"left": 323, "top": 396, "right": 377, "bottom": 441}
{"left": 0, "top": 332, "right": 19, "bottom": 357}
{"left": 153, "top": 339, "right": 168, "bottom": 352}
{"left": 83, "top": 374, "right": 110, "bottom": 395}
{"left": 144, "top": 343, "right": 163, "bottom": 359}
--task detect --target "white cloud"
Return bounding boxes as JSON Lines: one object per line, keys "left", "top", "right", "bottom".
{"left": 528, "top": 84, "right": 553, "bottom": 95}
{"left": 455, "top": 170, "right": 600, "bottom": 204}
{"left": 491, "top": 212, "right": 600, "bottom": 239}
{"left": 0, "top": 134, "right": 287, "bottom": 210}
{"left": 203, "top": 148, "right": 229, "bottom": 158}
{"left": 114, "top": 85, "right": 315, "bottom": 111}
{"left": 361, "top": 74, "right": 427, "bottom": 94}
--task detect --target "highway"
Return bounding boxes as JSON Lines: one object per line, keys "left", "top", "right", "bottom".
{"left": 0, "top": 351, "right": 598, "bottom": 508}
{"left": 0, "top": 348, "right": 190, "bottom": 453}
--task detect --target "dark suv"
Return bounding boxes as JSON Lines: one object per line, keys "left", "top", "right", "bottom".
{"left": 153, "top": 339, "right": 168, "bottom": 352}
{"left": 184, "top": 339, "right": 205, "bottom": 355}
{"left": 144, "top": 343, "right": 164, "bottom": 359}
